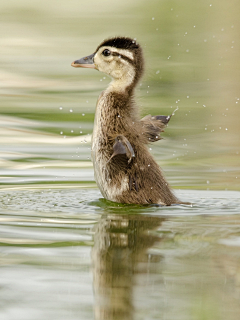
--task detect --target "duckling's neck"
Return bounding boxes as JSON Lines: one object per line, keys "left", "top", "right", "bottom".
{"left": 106, "top": 73, "right": 135, "bottom": 94}
{"left": 95, "top": 79, "right": 137, "bottom": 129}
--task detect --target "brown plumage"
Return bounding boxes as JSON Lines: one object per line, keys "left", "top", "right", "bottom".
{"left": 71, "top": 36, "right": 182, "bottom": 205}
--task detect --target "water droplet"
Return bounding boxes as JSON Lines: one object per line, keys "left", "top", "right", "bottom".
{"left": 59, "top": 107, "right": 62, "bottom": 110}
{"left": 225, "top": 128, "right": 228, "bottom": 131}
{"left": 187, "top": 95, "right": 189, "bottom": 98}
{"left": 156, "top": 70, "right": 160, "bottom": 74}
{"left": 152, "top": 17, "right": 155, "bottom": 20}
{"left": 148, "top": 164, "right": 150, "bottom": 167}
{"left": 70, "top": 109, "right": 73, "bottom": 112}
{"left": 172, "top": 106, "right": 179, "bottom": 115}
{"left": 210, "top": 4, "right": 212, "bottom": 6}
{"left": 186, "top": 49, "right": 189, "bottom": 52}
{"left": 71, "top": 130, "right": 74, "bottom": 133}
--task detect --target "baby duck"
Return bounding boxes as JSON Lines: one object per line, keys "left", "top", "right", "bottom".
{"left": 72, "top": 37, "right": 181, "bottom": 205}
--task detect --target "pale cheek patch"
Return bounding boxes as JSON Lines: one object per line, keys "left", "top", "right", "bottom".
{"left": 94, "top": 45, "right": 136, "bottom": 90}
{"left": 115, "top": 59, "right": 134, "bottom": 77}
{"left": 94, "top": 50, "right": 113, "bottom": 71}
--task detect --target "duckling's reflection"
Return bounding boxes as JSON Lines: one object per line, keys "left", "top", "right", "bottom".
{"left": 92, "top": 211, "right": 164, "bottom": 320}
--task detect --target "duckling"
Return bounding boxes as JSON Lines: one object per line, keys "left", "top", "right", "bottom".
{"left": 71, "top": 37, "right": 181, "bottom": 205}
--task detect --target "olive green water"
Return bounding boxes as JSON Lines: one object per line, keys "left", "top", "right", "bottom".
{"left": 0, "top": 0, "right": 240, "bottom": 319}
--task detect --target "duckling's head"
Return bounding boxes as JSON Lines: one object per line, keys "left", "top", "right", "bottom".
{"left": 72, "top": 37, "right": 144, "bottom": 91}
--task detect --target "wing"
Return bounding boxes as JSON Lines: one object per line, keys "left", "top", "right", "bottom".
{"left": 140, "top": 114, "right": 171, "bottom": 143}
{"left": 107, "top": 135, "right": 135, "bottom": 164}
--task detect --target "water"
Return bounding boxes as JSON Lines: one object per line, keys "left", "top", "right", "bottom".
{"left": 1, "top": 189, "right": 240, "bottom": 320}
{"left": 1, "top": 0, "right": 240, "bottom": 319}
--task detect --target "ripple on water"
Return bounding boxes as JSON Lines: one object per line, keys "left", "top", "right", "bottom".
{"left": 0, "top": 188, "right": 239, "bottom": 216}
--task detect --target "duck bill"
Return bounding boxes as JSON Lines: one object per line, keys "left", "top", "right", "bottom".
{"left": 71, "top": 53, "right": 96, "bottom": 69}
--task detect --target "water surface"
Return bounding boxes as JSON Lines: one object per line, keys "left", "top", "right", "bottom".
{"left": 1, "top": 189, "right": 240, "bottom": 320}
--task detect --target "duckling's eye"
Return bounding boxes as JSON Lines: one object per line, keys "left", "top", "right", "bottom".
{"left": 102, "top": 49, "right": 111, "bottom": 57}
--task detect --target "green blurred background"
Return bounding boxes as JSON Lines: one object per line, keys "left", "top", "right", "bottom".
{"left": 0, "top": 0, "right": 239, "bottom": 190}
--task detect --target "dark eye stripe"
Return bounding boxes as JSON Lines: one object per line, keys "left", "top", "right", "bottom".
{"left": 111, "top": 52, "right": 134, "bottom": 65}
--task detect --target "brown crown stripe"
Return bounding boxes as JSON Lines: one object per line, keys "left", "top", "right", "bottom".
{"left": 111, "top": 52, "right": 134, "bottom": 65}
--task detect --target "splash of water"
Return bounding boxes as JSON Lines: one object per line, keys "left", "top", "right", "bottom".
{"left": 172, "top": 106, "right": 179, "bottom": 116}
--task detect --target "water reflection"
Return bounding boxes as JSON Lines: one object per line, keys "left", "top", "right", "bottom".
{"left": 92, "top": 212, "right": 164, "bottom": 320}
